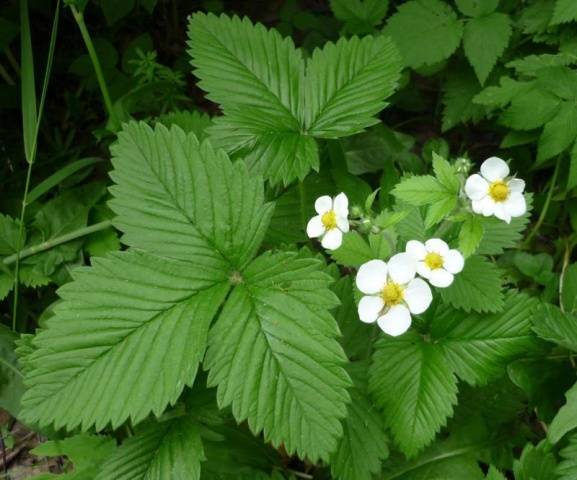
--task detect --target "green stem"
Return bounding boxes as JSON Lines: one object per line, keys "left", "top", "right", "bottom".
{"left": 3, "top": 220, "right": 113, "bottom": 266}
{"left": 524, "top": 156, "right": 561, "bottom": 247}
{"left": 0, "top": 62, "right": 14, "bottom": 85}
{"left": 70, "top": 5, "right": 117, "bottom": 127}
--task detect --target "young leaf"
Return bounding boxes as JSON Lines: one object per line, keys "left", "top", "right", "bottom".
{"left": 96, "top": 416, "right": 204, "bottom": 480}
{"left": 551, "top": 0, "right": 577, "bottom": 25}
{"left": 549, "top": 382, "right": 577, "bottom": 444}
{"left": 331, "top": 363, "right": 389, "bottom": 480}
{"left": 425, "top": 196, "right": 457, "bottom": 228}
{"left": 369, "top": 332, "right": 458, "bottom": 458}
{"left": 432, "top": 292, "right": 539, "bottom": 385}
{"left": 392, "top": 175, "right": 450, "bottom": 206}
{"left": 304, "top": 35, "right": 401, "bottom": 138}
{"left": 486, "top": 466, "right": 507, "bottom": 480}
{"left": 463, "top": 13, "right": 512, "bottom": 85}
{"left": 205, "top": 252, "right": 351, "bottom": 462}
{"left": 432, "top": 153, "right": 460, "bottom": 193}
{"left": 459, "top": 215, "right": 484, "bottom": 257}
{"left": 385, "top": 0, "right": 464, "bottom": 68}
{"left": 440, "top": 255, "right": 504, "bottom": 313}
{"left": 20, "top": 251, "right": 230, "bottom": 431}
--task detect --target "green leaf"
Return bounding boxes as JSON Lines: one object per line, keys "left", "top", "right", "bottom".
{"left": 439, "top": 256, "right": 504, "bottom": 313}
{"left": 20, "top": 251, "right": 230, "bottom": 431}
{"left": 331, "top": 231, "right": 392, "bottom": 268}
{"left": 20, "top": 0, "right": 37, "bottom": 163}
{"left": 485, "top": 466, "right": 507, "bottom": 480}
{"left": 474, "top": 76, "right": 531, "bottom": 108}
{"left": 205, "top": 252, "right": 351, "bottom": 462}
{"left": 369, "top": 332, "right": 458, "bottom": 458}
{"left": 551, "top": 0, "right": 577, "bottom": 25}
{"left": 100, "top": 0, "right": 135, "bottom": 24}
{"left": 557, "top": 433, "right": 577, "bottom": 480}
{"left": 331, "top": 363, "right": 389, "bottom": 480}
{"left": 455, "top": 0, "right": 498, "bottom": 17}
{"left": 533, "top": 303, "right": 577, "bottom": 352}
{"left": 109, "top": 122, "right": 273, "bottom": 270}
{"left": 459, "top": 215, "right": 484, "bottom": 257}
{"left": 0, "top": 214, "right": 23, "bottom": 256}
{"left": 562, "top": 264, "right": 577, "bottom": 313}
{"left": 537, "top": 102, "right": 577, "bottom": 163}
{"left": 425, "top": 196, "right": 457, "bottom": 228}
{"left": 156, "top": 110, "right": 213, "bottom": 141}
{"left": 31, "top": 434, "right": 116, "bottom": 480}
{"left": 96, "top": 416, "right": 204, "bottom": 480}
{"left": 330, "top": 0, "right": 389, "bottom": 33}
{"left": 385, "top": 0, "right": 464, "bottom": 68}
{"left": 507, "top": 53, "right": 577, "bottom": 76}
{"left": 442, "top": 66, "right": 486, "bottom": 131}
{"left": 569, "top": 140, "right": 577, "bottom": 190}
{"left": 463, "top": 13, "right": 511, "bottom": 85}
{"left": 514, "top": 441, "right": 558, "bottom": 480}
{"left": 432, "top": 292, "right": 539, "bottom": 385}
{"left": 304, "top": 35, "right": 401, "bottom": 138}
{"left": 501, "top": 87, "right": 560, "bottom": 130}
{"left": 0, "top": 325, "right": 25, "bottom": 417}
{"left": 550, "top": 382, "right": 577, "bottom": 444}
{"left": 432, "top": 153, "right": 460, "bottom": 193}
{"left": 392, "top": 175, "right": 450, "bottom": 206}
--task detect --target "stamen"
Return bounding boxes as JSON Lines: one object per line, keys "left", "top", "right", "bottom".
{"left": 321, "top": 210, "right": 337, "bottom": 230}
{"left": 424, "top": 252, "right": 444, "bottom": 270}
{"left": 488, "top": 181, "right": 509, "bottom": 202}
{"left": 381, "top": 282, "right": 404, "bottom": 306}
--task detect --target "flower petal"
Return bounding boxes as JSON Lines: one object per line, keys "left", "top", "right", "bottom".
{"left": 416, "top": 261, "right": 432, "bottom": 279}
{"left": 444, "top": 249, "right": 465, "bottom": 274}
{"left": 306, "top": 215, "right": 325, "bottom": 238}
{"left": 508, "top": 178, "right": 525, "bottom": 193}
{"left": 428, "top": 269, "right": 454, "bottom": 288}
{"left": 358, "top": 295, "right": 384, "bottom": 324}
{"left": 404, "top": 278, "right": 432, "bottom": 314}
{"left": 465, "top": 174, "right": 489, "bottom": 201}
{"left": 481, "top": 156, "right": 509, "bottom": 182}
{"left": 425, "top": 238, "right": 449, "bottom": 255}
{"left": 337, "top": 215, "right": 349, "bottom": 233}
{"left": 504, "top": 192, "right": 526, "bottom": 217}
{"left": 473, "top": 196, "right": 495, "bottom": 217}
{"left": 387, "top": 253, "right": 417, "bottom": 285}
{"left": 356, "top": 259, "right": 388, "bottom": 295}
{"left": 315, "top": 195, "right": 333, "bottom": 214}
{"left": 406, "top": 240, "right": 427, "bottom": 261}
{"left": 377, "top": 305, "right": 412, "bottom": 337}
{"left": 333, "top": 192, "right": 349, "bottom": 217}
{"left": 321, "top": 229, "right": 343, "bottom": 250}
{"left": 493, "top": 203, "right": 511, "bottom": 223}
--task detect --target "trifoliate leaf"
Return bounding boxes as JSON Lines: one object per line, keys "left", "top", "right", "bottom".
{"left": 537, "top": 102, "right": 577, "bottom": 163}
{"left": 432, "top": 292, "right": 539, "bottom": 385}
{"left": 369, "top": 332, "right": 458, "bottom": 458}
{"left": 459, "top": 215, "right": 484, "bottom": 257}
{"left": 551, "top": 0, "right": 577, "bottom": 25}
{"left": 533, "top": 303, "right": 577, "bottom": 352}
{"left": 304, "top": 35, "right": 401, "bottom": 138}
{"left": 205, "top": 252, "right": 351, "bottom": 462}
{"left": 392, "top": 175, "right": 450, "bottom": 206}
{"left": 96, "top": 416, "right": 204, "bottom": 480}
{"left": 463, "top": 13, "right": 512, "bottom": 85}
{"left": 331, "top": 363, "right": 388, "bottom": 480}
{"left": 440, "top": 255, "right": 504, "bottom": 313}
{"left": 549, "top": 381, "right": 577, "bottom": 444}
{"left": 385, "top": 0, "right": 463, "bottom": 68}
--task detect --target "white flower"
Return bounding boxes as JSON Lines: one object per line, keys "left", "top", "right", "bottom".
{"left": 406, "top": 239, "right": 464, "bottom": 288}
{"left": 306, "top": 193, "right": 349, "bottom": 250}
{"left": 464, "top": 156, "right": 526, "bottom": 224}
{"left": 355, "top": 254, "right": 432, "bottom": 337}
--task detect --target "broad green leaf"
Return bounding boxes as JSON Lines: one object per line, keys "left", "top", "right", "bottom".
{"left": 31, "top": 434, "right": 116, "bottom": 480}
{"left": 537, "top": 102, "right": 577, "bottom": 163}
{"left": 385, "top": 0, "right": 464, "bottom": 68}
{"left": 432, "top": 292, "right": 539, "bottom": 385}
{"left": 156, "top": 110, "right": 213, "bottom": 140}
{"left": 549, "top": 382, "right": 577, "bottom": 444}
{"left": 485, "top": 466, "right": 507, "bottom": 480}
{"left": 562, "top": 264, "right": 577, "bottom": 313}
{"left": 304, "top": 35, "right": 401, "bottom": 137}
{"left": 0, "top": 214, "right": 22, "bottom": 256}
{"left": 473, "top": 76, "right": 531, "bottom": 108}
{"left": 205, "top": 252, "right": 351, "bottom": 462}
{"left": 331, "top": 363, "right": 388, "bottom": 480}
{"left": 463, "top": 13, "right": 511, "bottom": 85}
{"left": 424, "top": 196, "right": 457, "bottom": 228}
{"left": 330, "top": 0, "right": 389, "bottom": 33}
{"left": 439, "top": 255, "right": 504, "bottom": 313}
{"left": 109, "top": 122, "right": 273, "bottom": 270}
{"left": 369, "top": 332, "right": 458, "bottom": 458}
{"left": 432, "top": 153, "right": 459, "bottom": 193}
{"left": 331, "top": 231, "right": 393, "bottom": 268}
{"left": 514, "top": 441, "right": 557, "bottom": 480}
{"left": 551, "top": 0, "right": 577, "bottom": 24}
{"left": 533, "top": 303, "right": 577, "bottom": 353}
{"left": 20, "top": 251, "right": 230, "bottom": 430}
{"left": 557, "top": 433, "right": 577, "bottom": 480}
{"left": 392, "top": 175, "right": 450, "bottom": 206}
{"left": 501, "top": 87, "right": 560, "bottom": 130}
{"left": 507, "top": 53, "right": 577, "bottom": 76}
{"left": 96, "top": 417, "right": 204, "bottom": 480}
{"left": 395, "top": 206, "right": 427, "bottom": 244}
{"left": 455, "top": 0, "right": 498, "bottom": 17}
{"left": 384, "top": 455, "right": 483, "bottom": 480}
{"left": 442, "top": 66, "right": 486, "bottom": 131}
{"left": 459, "top": 215, "right": 484, "bottom": 257}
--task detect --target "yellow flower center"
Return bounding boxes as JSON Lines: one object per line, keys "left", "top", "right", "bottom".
{"left": 381, "top": 282, "right": 404, "bottom": 306}
{"left": 424, "top": 252, "right": 444, "bottom": 270}
{"left": 488, "top": 181, "right": 509, "bottom": 202}
{"left": 321, "top": 210, "right": 337, "bottom": 230}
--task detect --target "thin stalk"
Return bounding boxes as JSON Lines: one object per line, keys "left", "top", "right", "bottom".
{"left": 524, "top": 156, "right": 561, "bottom": 247}
{"left": 3, "top": 220, "right": 113, "bottom": 266}
{"left": 559, "top": 239, "right": 574, "bottom": 313}
{"left": 0, "top": 62, "right": 15, "bottom": 85}
{"left": 5, "top": 47, "right": 21, "bottom": 76}
{"left": 70, "top": 5, "right": 117, "bottom": 127}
